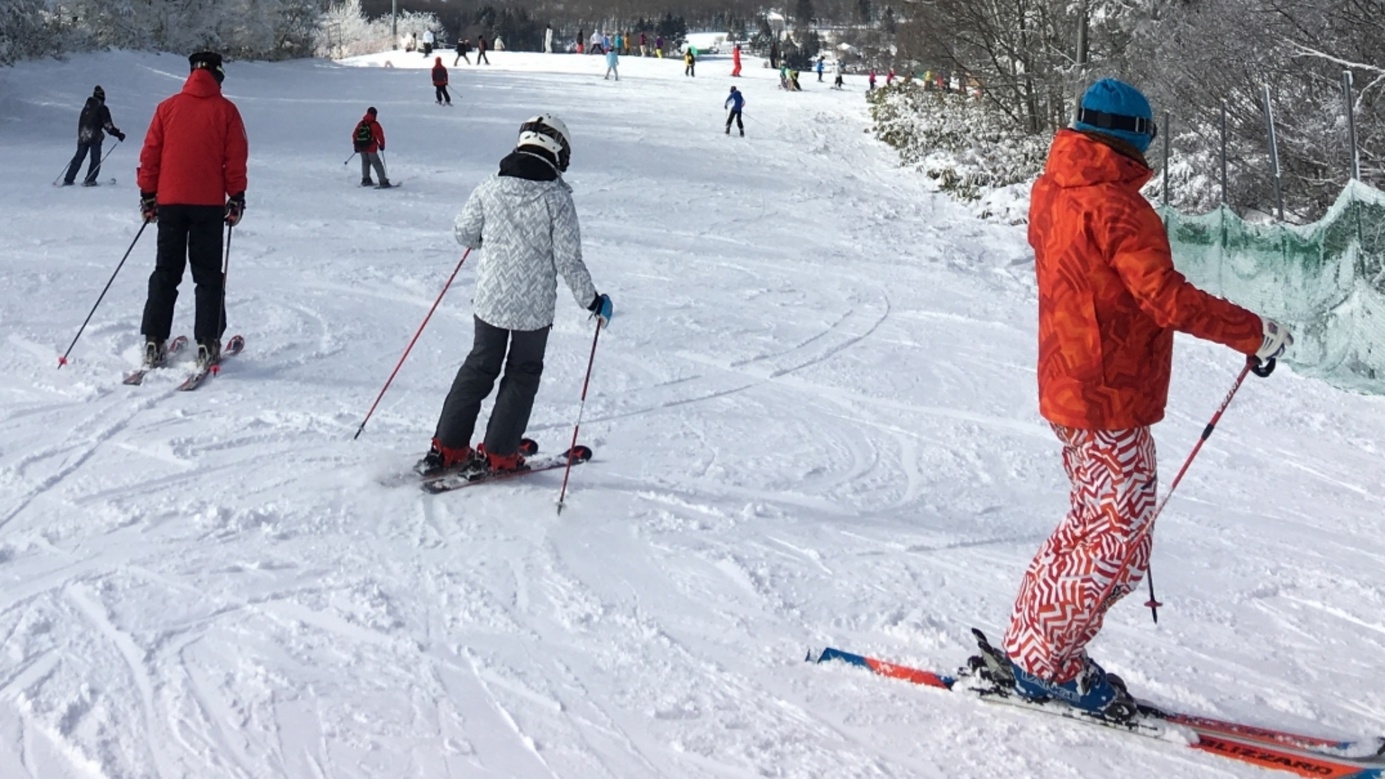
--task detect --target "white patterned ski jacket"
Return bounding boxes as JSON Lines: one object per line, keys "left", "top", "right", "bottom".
{"left": 454, "top": 172, "right": 596, "bottom": 331}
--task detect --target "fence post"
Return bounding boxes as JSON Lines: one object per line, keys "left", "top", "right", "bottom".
{"left": 1342, "top": 70, "right": 1360, "bottom": 181}
{"left": 1161, "top": 110, "right": 1171, "bottom": 208}
{"left": 1263, "top": 84, "right": 1285, "bottom": 222}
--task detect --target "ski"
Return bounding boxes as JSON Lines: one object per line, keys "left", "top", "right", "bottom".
{"left": 809, "top": 645, "right": 1385, "bottom": 777}
{"left": 122, "top": 335, "right": 189, "bottom": 385}
{"left": 177, "top": 334, "right": 245, "bottom": 392}
{"left": 422, "top": 445, "right": 592, "bottom": 494}
{"left": 375, "top": 181, "right": 401, "bottom": 189}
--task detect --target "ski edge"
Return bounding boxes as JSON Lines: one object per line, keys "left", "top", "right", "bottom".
{"left": 421, "top": 445, "right": 592, "bottom": 494}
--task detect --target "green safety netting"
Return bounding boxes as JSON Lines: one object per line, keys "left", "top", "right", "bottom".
{"left": 1160, "top": 179, "right": 1385, "bottom": 394}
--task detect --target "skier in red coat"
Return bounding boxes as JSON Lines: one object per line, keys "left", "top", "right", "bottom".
{"left": 352, "top": 107, "right": 390, "bottom": 187}
{"left": 136, "top": 51, "right": 248, "bottom": 371}
{"left": 731, "top": 44, "right": 742, "bottom": 77}
{"left": 431, "top": 58, "right": 451, "bottom": 105}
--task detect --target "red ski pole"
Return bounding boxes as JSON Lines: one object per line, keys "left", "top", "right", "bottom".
{"left": 1053, "top": 358, "right": 1261, "bottom": 672}
{"left": 557, "top": 317, "right": 603, "bottom": 515}
{"left": 353, "top": 248, "right": 470, "bottom": 440}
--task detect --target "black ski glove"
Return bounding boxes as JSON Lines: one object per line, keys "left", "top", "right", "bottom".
{"left": 140, "top": 191, "right": 158, "bottom": 223}
{"left": 115, "top": 130, "right": 126, "bottom": 142}
{"left": 225, "top": 192, "right": 246, "bottom": 226}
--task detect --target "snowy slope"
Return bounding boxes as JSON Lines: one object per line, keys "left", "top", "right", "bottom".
{"left": 1, "top": 48, "right": 1383, "bottom": 778}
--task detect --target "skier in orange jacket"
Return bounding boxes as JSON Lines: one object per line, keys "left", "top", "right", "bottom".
{"left": 990, "top": 78, "right": 1293, "bottom": 719}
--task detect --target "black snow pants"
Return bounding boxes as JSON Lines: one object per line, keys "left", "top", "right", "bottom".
{"left": 140, "top": 204, "right": 227, "bottom": 344}
{"left": 434, "top": 316, "right": 550, "bottom": 456}
{"left": 64, "top": 138, "right": 103, "bottom": 185}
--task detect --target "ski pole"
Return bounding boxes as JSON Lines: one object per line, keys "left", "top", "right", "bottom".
{"left": 343, "top": 152, "right": 357, "bottom": 165}
{"left": 1060, "top": 357, "right": 1260, "bottom": 658}
{"left": 58, "top": 219, "right": 150, "bottom": 367}
{"left": 557, "top": 316, "right": 603, "bottom": 515}
{"left": 51, "top": 138, "right": 121, "bottom": 186}
{"left": 379, "top": 150, "right": 389, "bottom": 180}
{"left": 353, "top": 248, "right": 471, "bottom": 440}
{"left": 217, "top": 223, "right": 232, "bottom": 361}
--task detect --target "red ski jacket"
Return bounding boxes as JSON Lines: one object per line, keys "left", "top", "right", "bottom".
{"left": 354, "top": 116, "right": 385, "bottom": 153}
{"left": 137, "top": 69, "right": 248, "bottom": 205}
{"left": 432, "top": 61, "right": 448, "bottom": 86}
{"left": 1031, "top": 129, "right": 1263, "bottom": 430}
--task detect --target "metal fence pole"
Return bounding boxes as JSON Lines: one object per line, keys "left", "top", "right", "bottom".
{"left": 1263, "top": 84, "right": 1285, "bottom": 222}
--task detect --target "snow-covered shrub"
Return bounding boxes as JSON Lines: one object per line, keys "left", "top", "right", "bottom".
{"left": 316, "top": 1, "right": 441, "bottom": 59}
{"left": 869, "top": 81, "right": 1049, "bottom": 221}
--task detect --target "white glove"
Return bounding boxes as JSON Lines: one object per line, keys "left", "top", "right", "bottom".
{"left": 1255, "top": 318, "right": 1293, "bottom": 363}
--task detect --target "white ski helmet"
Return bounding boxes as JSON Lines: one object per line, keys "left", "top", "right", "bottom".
{"left": 517, "top": 113, "right": 571, "bottom": 171}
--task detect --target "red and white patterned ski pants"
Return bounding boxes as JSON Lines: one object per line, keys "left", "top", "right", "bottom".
{"left": 1003, "top": 424, "right": 1157, "bottom": 683}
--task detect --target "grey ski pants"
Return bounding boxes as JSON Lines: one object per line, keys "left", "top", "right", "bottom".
{"left": 360, "top": 151, "right": 386, "bottom": 183}
{"left": 434, "top": 316, "right": 550, "bottom": 456}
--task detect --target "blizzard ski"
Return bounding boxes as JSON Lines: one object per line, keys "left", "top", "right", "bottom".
{"left": 177, "top": 334, "right": 245, "bottom": 392}
{"left": 808, "top": 643, "right": 1385, "bottom": 777}
{"left": 422, "top": 445, "right": 592, "bottom": 494}
{"left": 122, "top": 335, "right": 189, "bottom": 385}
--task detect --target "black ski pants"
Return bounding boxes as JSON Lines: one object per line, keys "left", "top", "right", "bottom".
{"left": 435, "top": 85, "right": 451, "bottom": 104}
{"left": 725, "top": 110, "right": 743, "bottom": 134}
{"left": 434, "top": 317, "right": 550, "bottom": 457}
{"left": 140, "top": 205, "right": 226, "bottom": 344}
{"left": 64, "top": 137, "right": 103, "bottom": 185}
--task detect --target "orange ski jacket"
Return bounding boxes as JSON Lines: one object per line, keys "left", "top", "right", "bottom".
{"left": 1030, "top": 129, "right": 1263, "bottom": 430}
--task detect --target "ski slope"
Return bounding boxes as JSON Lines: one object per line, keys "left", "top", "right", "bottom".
{"left": 1, "top": 48, "right": 1384, "bottom": 778}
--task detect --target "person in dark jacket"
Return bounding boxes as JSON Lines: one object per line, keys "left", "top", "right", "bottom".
{"left": 431, "top": 57, "right": 451, "bottom": 104}
{"left": 352, "top": 107, "right": 390, "bottom": 187}
{"left": 63, "top": 85, "right": 126, "bottom": 186}
{"left": 453, "top": 37, "right": 470, "bottom": 66}
{"left": 136, "top": 52, "right": 249, "bottom": 371}
{"left": 476, "top": 35, "right": 490, "bottom": 65}
{"left": 417, "top": 114, "right": 611, "bottom": 479}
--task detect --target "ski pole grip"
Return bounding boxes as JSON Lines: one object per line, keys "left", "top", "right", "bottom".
{"left": 1249, "top": 355, "right": 1276, "bottom": 378}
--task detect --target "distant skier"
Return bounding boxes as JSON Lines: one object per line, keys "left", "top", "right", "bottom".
{"left": 978, "top": 78, "right": 1293, "bottom": 721}
{"left": 422, "top": 28, "right": 434, "bottom": 57}
{"left": 639, "top": 32, "right": 647, "bottom": 57}
{"left": 816, "top": 56, "right": 825, "bottom": 82}
{"left": 833, "top": 60, "right": 845, "bottom": 90}
{"left": 731, "top": 43, "right": 742, "bottom": 77}
{"left": 476, "top": 35, "right": 490, "bottom": 64}
{"left": 683, "top": 48, "right": 695, "bottom": 77}
{"left": 604, "top": 47, "right": 620, "bottom": 80}
{"left": 453, "top": 37, "right": 470, "bottom": 66}
{"left": 352, "top": 107, "right": 390, "bottom": 188}
{"left": 432, "top": 57, "right": 452, "bottom": 104}
{"left": 868, "top": 69, "right": 877, "bottom": 90}
{"left": 136, "top": 52, "right": 247, "bottom": 372}
{"left": 63, "top": 85, "right": 126, "bottom": 186}
{"left": 886, "top": 68, "right": 896, "bottom": 86}
{"left": 417, "top": 114, "right": 612, "bottom": 479}
{"left": 789, "top": 70, "right": 801, "bottom": 91}
{"left": 724, "top": 86, "right": 745, "bottom": 136}
{"left": 655, "top": 35, "right": 664, "bottom": 58}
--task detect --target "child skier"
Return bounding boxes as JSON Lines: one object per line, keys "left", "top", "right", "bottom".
{"left": 417, "top": 115, "right": 613, "bottom": 478}
{"left": 604, "top": 47, "right": 620, "bottom": 80}
{"left": 352, "top": 107, "right": 390, "bottom": 188}
{"left": 431, "top": 57, "right": 451, "bottom": 105}
{"left": 724, "top": 86, "right": 745, "bottom": 136}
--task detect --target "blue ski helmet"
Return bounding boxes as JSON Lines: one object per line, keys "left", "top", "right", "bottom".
{"left": 1074, "top": 78, "right": 1156, "bottom": 153}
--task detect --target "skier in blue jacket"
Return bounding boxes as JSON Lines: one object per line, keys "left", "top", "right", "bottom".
{"left": 724, "top": 86, "right": 745, "bottom": 136}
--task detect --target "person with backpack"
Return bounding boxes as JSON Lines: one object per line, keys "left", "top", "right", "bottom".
{"left": 724, "top": 86, "right": 745, "bottom": 136}
{"left": 352, "top": 108, "right": 390, "bottom": 188}
{"left": 136, "top": 52, "right": 248, "bottom": 372}
{"left": 476, "top": 35, "right": 490, "bottom": 65}
{"left": 64, "top": 85, "right": 126, "bottom": 187}
{"left": 416, "top": 114, "right": 612, "bottom": 479}
{"left": 432, "top": 57, "right": 452, "bottom": 105}
{"left": 453, "top": 37, "right": 470, "bottom": 66}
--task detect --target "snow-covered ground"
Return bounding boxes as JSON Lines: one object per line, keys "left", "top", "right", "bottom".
{"left": 2, "top": 48, "right": 1384, "bottom": 778}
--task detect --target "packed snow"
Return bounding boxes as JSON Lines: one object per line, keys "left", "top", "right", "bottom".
{"left": 2, "top": 47, "right": 1384, "bottom": 778}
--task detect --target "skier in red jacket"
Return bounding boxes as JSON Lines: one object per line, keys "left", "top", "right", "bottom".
{"left": 136, "top": 51, "right": 248, "bottom": 371}
{"left": 431, "top": 57, "right": 451, "bottom": 105}
{"left": 352, "top": 107, "right": 390, "bottom": 187}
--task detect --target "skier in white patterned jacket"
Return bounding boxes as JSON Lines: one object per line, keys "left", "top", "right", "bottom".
{"left": 418, "top": 114, "right": 613, "bottom": 477}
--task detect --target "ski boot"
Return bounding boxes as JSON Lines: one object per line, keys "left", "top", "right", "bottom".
{"left": 195, "top": 339, "right": 221, "bottom": 372}
{"left": 142, "top": 338, "right": 168, "bottom": 368}
{"left": 415, "top": 438, "right": 483, "bottom": 478}
{"left": 964, "top": 628, "right": 1137, "bottom": 723}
